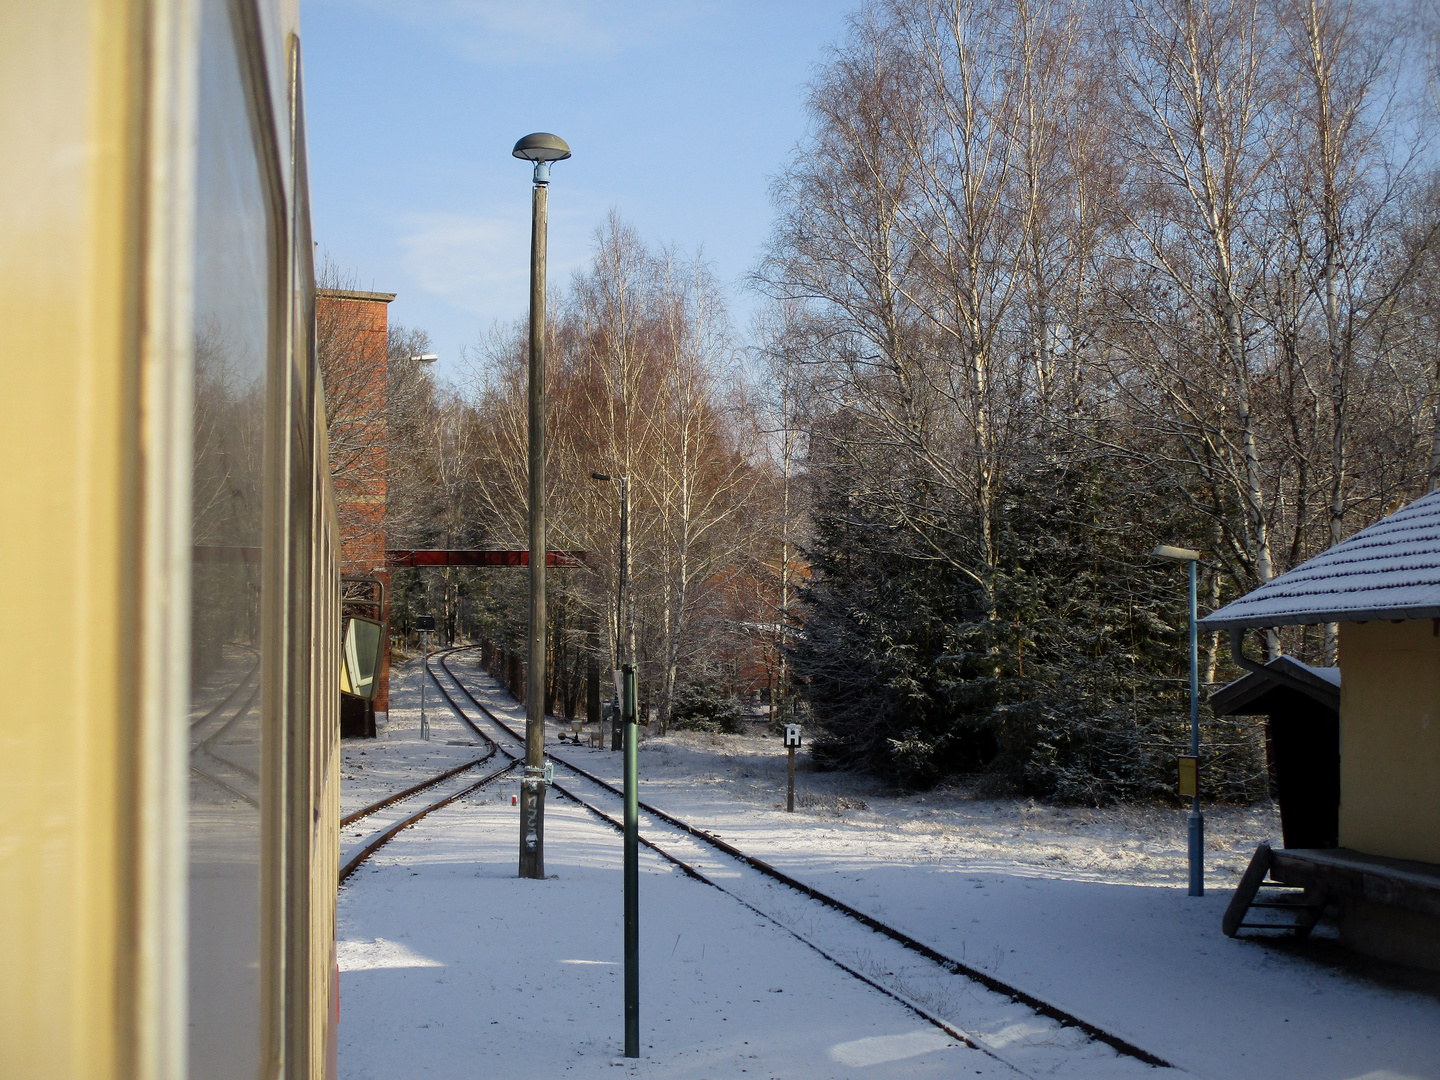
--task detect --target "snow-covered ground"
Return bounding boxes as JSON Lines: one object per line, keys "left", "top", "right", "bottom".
{"left": 337, "top": 653, "right": 1440, "bottom": 1080}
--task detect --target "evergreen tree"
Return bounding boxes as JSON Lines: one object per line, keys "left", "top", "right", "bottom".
{"left": 797, "top": 429, "right": 1269, "bottom": 803}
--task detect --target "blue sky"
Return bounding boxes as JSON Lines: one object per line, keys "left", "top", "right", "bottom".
{"left": 301, "top": 1, "right": 858, "bottom": 377}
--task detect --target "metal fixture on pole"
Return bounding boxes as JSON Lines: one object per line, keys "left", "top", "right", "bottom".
{"left": 513, "top": 131, "right": 571, "bottom": 880}
{"left": 591, "top": 471, "right": 630, "bottom": 749}
{"left": 622, "top": 663, "right": 639, "bottom": 1058}
{"left": 1152, "top": 543, "right": 1204, "bottom": 897}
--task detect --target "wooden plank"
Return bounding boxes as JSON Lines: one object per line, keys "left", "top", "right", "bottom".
{"left": 1271, "top": 848, "right": 1440, "bottom": 918}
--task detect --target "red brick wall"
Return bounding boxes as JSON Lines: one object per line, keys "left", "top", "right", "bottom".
{"left": 319, "top": 289, "right": 393, "bottom": 719}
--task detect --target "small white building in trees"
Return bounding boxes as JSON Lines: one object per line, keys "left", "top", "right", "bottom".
{"left": 1202, "top": 490, "right": 1440, "bottom": 971}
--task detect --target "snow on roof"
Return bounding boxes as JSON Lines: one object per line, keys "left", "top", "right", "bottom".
{"left": 1201, "top": 489, "right": 1440, "bottom": 630}
{"left": 1298, "top": 660, "right": 1342, "bottom": 688}
{"left": 1209, "top": 655, "right": 1340, "bottom": 717}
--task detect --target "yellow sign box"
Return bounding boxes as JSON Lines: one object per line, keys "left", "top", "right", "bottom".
{"left": 1177, "top": 755, "right": 1199, "bottom": 798}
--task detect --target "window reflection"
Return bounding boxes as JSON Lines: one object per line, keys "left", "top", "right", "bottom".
{"left": 187, "top": 0, "right": 274, "bottom": 1074}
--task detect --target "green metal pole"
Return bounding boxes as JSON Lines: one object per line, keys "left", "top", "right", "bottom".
{"left": 622, "top": 664, "right": 639, "bottom": 1057}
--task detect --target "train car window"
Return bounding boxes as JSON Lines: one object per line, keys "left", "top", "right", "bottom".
{"left": 187, "top": 0, "right": 280, "bottom": 1074}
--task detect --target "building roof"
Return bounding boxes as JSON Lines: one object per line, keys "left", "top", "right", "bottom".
{"left": 316, "top": 288, "right": 396, "bottom": 303}
{"left": 1209, "top": 655, "right": 1340, "bottom": 717}
{"left": 1201, "top": 489, "right": 1440, "bottom": 630}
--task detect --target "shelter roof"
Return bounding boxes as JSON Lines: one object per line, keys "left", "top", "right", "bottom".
{"left": 1200, "top": 490, "right": 1440, "bottom": 630}
{"left": 1209, "top": 655, "right": 1340, "bottom": 717}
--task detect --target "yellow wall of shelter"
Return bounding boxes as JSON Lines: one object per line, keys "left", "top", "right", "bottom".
{"left": 1339, "top": 619, "right": 1440, "bottom": 864}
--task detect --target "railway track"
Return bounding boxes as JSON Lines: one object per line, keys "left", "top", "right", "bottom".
{"left": 336, "top": 657, "right": 518, "bottom": 884}
{"left": 341, "top": 748, "right": 498, "bottom": 828}
{"left": 425, "top": 647, "right": 1179, "bottom": 1078}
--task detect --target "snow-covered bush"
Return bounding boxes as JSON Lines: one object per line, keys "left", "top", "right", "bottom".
{"left": 669, "top": 674, "right": 745, "bottom": 734}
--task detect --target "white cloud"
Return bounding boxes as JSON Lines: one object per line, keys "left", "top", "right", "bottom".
{"left": 398, "top": 209, "right": 591, "bottom": 326}
{"left": 399, "top": 212, "right": 530, "bottom": 319}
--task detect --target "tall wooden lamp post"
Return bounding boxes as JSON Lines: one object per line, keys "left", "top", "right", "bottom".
{"left": 512, "top": 131, "right": 571, "bottom": 880}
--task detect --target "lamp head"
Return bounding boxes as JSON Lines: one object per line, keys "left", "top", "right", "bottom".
{"left": 513, "top": 132, "right": 571, "bottom": 183}
{"left": 408, "top": 353, "right": 438, "bottom": 363}
{"left": 512, "top": 132, "right": 571, "bottom": 162}
{"left": 1151, "top": 544, "right": 1202, "bottom": 562}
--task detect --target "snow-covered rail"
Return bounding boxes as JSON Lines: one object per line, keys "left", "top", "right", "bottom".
{"left": 337, "top": 756, "right": 517, "bottom": 884}
{"left": 433, "top": 647, "right": 1180, "bottom": 1078}
{"left": 340, "top": 748, "right": 498, "bottom": 828}
{"left": 336, "top": 655, "right": 520, "bottom": 884}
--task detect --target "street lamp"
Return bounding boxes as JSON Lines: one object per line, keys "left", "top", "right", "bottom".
{"left": 514, "top": 131, "right": 570, "bottom": 881}
{"left": 406, "top": 353, "right": 438, "bottom": 363}
{"left": 590, "top": 471, "right": 630, "bottom": 750}
{"left": 1152, "top": 543, "right": 1204, "bottom": 897}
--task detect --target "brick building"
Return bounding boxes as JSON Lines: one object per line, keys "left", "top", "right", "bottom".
{"left": 317, "top": 287, "right": 395, "bottom": 734}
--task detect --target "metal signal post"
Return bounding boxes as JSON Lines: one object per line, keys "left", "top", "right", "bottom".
{"left": 622, "top": 664, "right": 640, "bottom": 1058}
{"left": 416, "top": 614, "right": 436, "bottom": 741}
{"left": 784, "top": 724, "right": 802, "bottom": 811}
{"left": 419, "top": 629, "right": 431, "bottom": 740}
{"left": 591, "top": 471, "right": 630, "bottom": 750}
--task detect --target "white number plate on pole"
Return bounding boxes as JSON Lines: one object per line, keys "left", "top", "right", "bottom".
{"left": 784, "top": 724, "right": 802, "bottom": 748}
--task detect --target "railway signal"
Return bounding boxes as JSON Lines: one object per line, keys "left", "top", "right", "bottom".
{"left": 784, "top": 724, "right": 802, "bottom": 812}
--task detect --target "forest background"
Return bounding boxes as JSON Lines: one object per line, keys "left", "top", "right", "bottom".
{"left": 321, "top": 0, "right": 1440, "bottom": 804}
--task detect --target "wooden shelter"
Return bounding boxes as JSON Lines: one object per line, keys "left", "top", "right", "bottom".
{"left": 1202, "top": 491, "right": 1440, "bottom": 970}
{"left": 1210, "top": 656, "right": 1340, "bottom": 850}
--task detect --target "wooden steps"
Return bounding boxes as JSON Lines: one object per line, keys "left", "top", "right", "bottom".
{"left": 1223, "top": 843, "right": 1327, "bottom": 937}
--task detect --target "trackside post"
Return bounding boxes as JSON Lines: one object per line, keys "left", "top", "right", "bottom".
{"left": 784, "top": 724, "right": 802, "bottom": 811}
{"left": 417, "top": 619, "right": 435, "bottom": 740}
{"left": 623, "top": 663, "right": 639, "bottom": 1057}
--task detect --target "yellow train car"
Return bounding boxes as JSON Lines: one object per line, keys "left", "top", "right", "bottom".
{"left": 1, "top": 1, "right": 340, "bottom": 1077}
